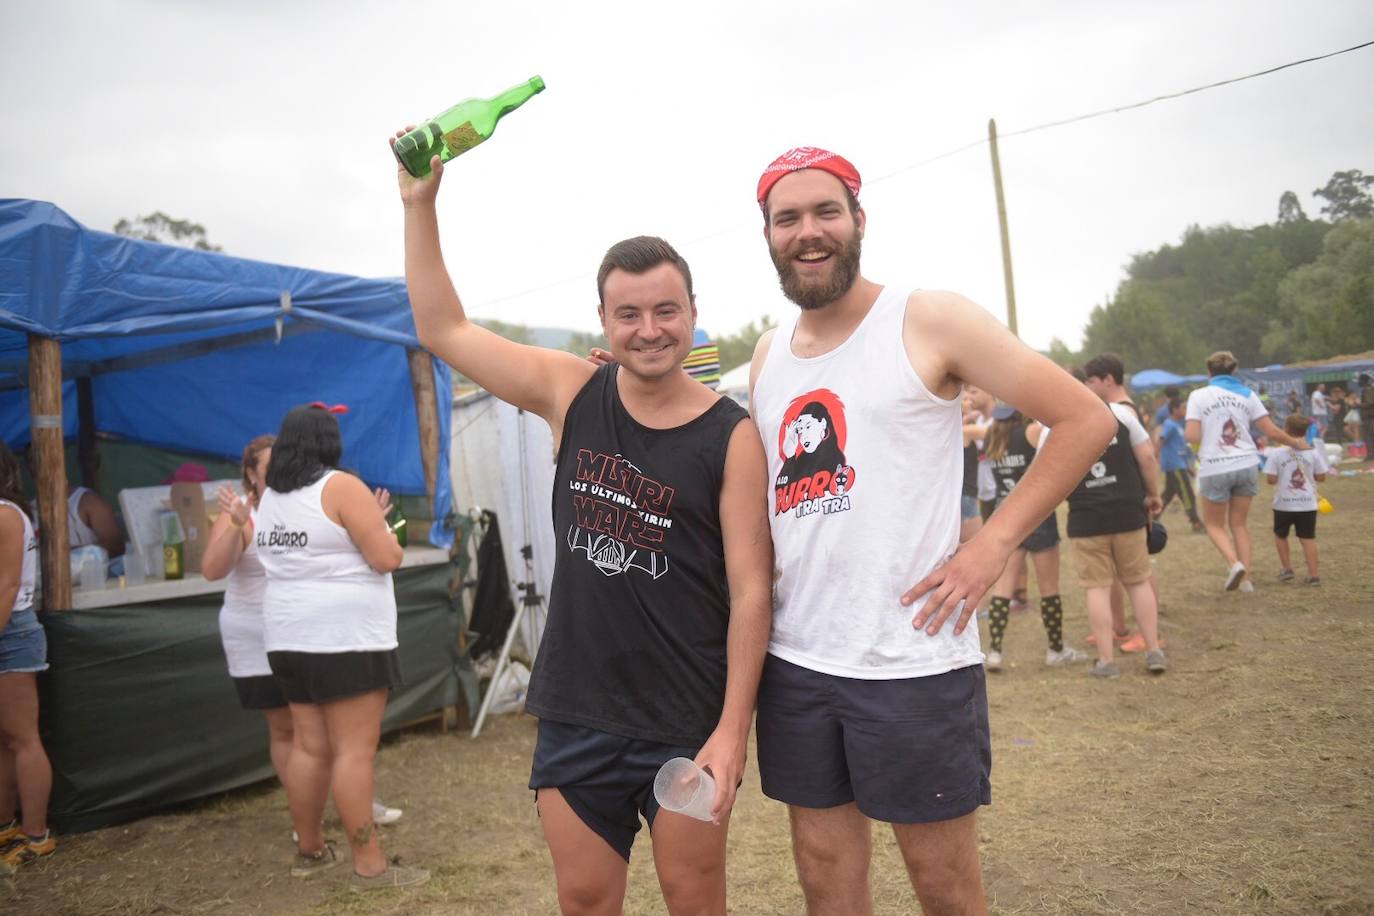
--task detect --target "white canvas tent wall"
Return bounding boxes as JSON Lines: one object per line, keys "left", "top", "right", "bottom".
{"left": 450, "top": 389, "right": 554, "bottom": 665}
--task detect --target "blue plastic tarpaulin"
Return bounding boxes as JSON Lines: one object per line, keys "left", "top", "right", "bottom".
{"left": 1127, "top": 368, "right": 1208, "bottom": 391}
{"left": 0, "top": 199, "right": 454, "bottom": 546}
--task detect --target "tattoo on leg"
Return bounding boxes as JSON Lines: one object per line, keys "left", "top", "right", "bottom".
{"left": 351, "top": 820, "right": 376, "bottom": 847}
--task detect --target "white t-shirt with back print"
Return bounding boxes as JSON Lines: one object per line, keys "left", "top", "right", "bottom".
{"left": 1263, "top": 446, "right": 1330, "bottom": 513}
{"left": 1186, "top": 385, "right": 1270, "bottom": 479}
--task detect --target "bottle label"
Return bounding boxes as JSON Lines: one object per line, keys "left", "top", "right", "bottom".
{"left": 442, "top": 122, "right": 484, "bottom": 156}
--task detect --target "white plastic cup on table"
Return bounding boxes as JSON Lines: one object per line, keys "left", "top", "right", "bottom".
{"left": 653, "top": 757, "right": 716, "bottom": 822}
{"left": 124, "top": 545, "right": 146, "bottom": 586}
{"left": 145, "top": 541, "right": 165, "bottom": 580}
{"left": 79, "top": 553, "right": 104, "bottom": 590}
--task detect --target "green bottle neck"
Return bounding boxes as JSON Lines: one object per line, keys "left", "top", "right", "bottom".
{"left": 491, "top": 79, "right": 542, "bottom": 120}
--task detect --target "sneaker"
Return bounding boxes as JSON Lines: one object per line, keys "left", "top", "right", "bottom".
{"left": 1238, "top": 580, "right": 1255, "bottom": 593}
{"left": 348, "top": 864, "right": 432, "bottom": 893}
{"left": 1120, "top": 632, "right": 1167, "bottom": 654}
{"left": 372, "top": 801, "right": 403, "bottom": 826}
{"left": 1304, "top": 576, "right": 1321, "bottom": 587}
{"left": 1045, "top": 646, "right": 1089, "bottom": 666}
{"left": 1277, "top": 568, "right": 1295, "bottom": 583}
{"left": 1088, "top": 660, "right": 1121, "bottom": 679}
{"left": 0, "top": 830, "right": 57, "bottom": 870}
{"left": 291, "top": 842, "right": 340, "bottom": 879}
{"left": 984, "top": 649, "right": 1003, "bottom": 672}
{"left": 1225, "top": 562, "right": 1247, "bottom": 591}
{"left": 1086, "top": 629, "right": 1133, "bottom": 647}
{"left": 0, "top": 819, "right": 20, "bottom": 848}
{"left": 1145, "top": 650, "right": 1168, "bottom": 674}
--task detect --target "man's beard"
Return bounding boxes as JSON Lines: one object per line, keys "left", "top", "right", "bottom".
{"left": 770, "top": 229, "right": 862, "bottom": 311}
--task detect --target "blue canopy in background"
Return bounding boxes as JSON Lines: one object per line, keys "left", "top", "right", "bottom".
{"left": 0, "top": 199, "right": 454, "bottom": 546}
{"left": 1127, "top": 368, "right": 1208, "bottom": 391}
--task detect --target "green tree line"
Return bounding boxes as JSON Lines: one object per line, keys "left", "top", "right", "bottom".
{"left": 1058, "top": 169, "right": 1373, "bottom": 372}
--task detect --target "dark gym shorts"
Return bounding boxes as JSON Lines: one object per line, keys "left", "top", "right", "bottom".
{"left": 1273, "top": 509, "right": 1317, "bottom": 540}
{"left": 756, "top": 655, "right": 991, "bottom": 824}
{"left": 233, "top": 674, "right": 287, "bottom": 710}
{"left": 528, "top": 719, "right": 701, "bottom": 862}
{"left": 1020, "top": 512, "right": 1060, "bottom": 553}
{"left": 266, "top": 649, "right": 401, "bottom": 705}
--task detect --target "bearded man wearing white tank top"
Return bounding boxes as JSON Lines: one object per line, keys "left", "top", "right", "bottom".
{"left": 748, "top": 147, "right": 1119, "bottom": 915}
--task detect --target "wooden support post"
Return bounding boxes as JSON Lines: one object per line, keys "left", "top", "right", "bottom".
{"left": 28, "top": 334, "right": 71, "bottom": 611}
{"left": 988, "top": 118, "right": 1019, "bottom": 339}
{"left": 405, "top": 348, "right": 440, "bottom": 502}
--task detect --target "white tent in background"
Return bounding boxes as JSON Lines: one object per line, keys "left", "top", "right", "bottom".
{"left": 450, "top": 389, "right": 556, "bottom": 671}
{"left": 718, "top": 362, "right": 751, "bottom": 407}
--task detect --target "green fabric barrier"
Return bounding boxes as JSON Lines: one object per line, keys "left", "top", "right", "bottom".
{"left": 38, "top": 563, "right": 460, "bottom": 833}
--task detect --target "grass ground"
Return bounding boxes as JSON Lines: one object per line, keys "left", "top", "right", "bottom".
{"left": 6, "top": 473, "right": 1373, "bottom": 915}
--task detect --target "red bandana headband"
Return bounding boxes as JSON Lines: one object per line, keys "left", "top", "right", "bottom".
{"left": 307, "top": 401, "right": 349, "bottom": 415}
{"left": 756, "top": 147, "right": 862, "bottom": 211}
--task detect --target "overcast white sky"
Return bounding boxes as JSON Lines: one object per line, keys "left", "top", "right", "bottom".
{"left": 3, "top": 1, "right": 1371, "bottom": 353}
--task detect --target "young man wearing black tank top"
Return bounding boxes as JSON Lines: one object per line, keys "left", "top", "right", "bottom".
{"left": 748, "top": 147, "right": 1117, "bottom": 916}
{"left": 394, "top": 136, "right": 773, "bottom": 914}
{"left": 1084, "top": 354, "right": 1165, "bottom": 651}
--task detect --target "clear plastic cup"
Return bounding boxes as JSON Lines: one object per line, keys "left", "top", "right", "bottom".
{"left": 124, "top": 548, "right": 146, "bottom": 586}
{"left": 653, "top": 757, "right": 716, "bottom": 822}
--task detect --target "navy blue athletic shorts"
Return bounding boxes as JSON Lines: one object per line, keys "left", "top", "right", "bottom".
{"left": 529, "top": 719, "right": 701, "bottom": 862}
{"left": 756, "top": 655, "right": 991, "bottom": 824}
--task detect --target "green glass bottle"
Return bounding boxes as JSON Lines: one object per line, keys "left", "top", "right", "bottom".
{"left": 393, "top": 76, "right": 546, "bottom": 178}
{"left": 389, "top": 503, "right": 408, "bottom": 549}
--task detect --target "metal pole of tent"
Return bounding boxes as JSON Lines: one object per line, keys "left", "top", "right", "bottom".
{"left": 471, "top": 408, "right": 546, "bottom": 738}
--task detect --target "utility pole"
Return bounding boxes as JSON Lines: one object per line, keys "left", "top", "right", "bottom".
{"left": 988, "top": 118, "right": 1019, "bottom": 338}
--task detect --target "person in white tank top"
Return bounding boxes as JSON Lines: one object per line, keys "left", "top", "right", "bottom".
{"left": 203, "top": 433, "right": 405, "bottom": 839}
{"left": 1, "top": 442, "right": 57, "bottom": 867}
{"left": 252, "top": 405, "right": 426, "bottom": 891}
{"left": 749, "top": 146, "right": 1119, "bottom": 913}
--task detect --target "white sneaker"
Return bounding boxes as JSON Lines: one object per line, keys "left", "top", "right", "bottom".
{"left": 984, "top": 650, "right": 1003, "bottom": 672}
{"left": 1225, "top": 562, "right": 1247, "bottom": 591}
{"left": 372, "top": 801, "right": 403, "bottom": 825}
{"left": 1046, "top": 646, "right": 1089, "bottom": 666}
{"left": 1238, "top": 580, "right": 1255, "bottom": 593}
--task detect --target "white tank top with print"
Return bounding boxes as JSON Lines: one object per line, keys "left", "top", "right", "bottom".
{"left": 255, "top": 471, "right": 396, "bottom": 654}
{"left": 751, "top": 286, "right": 983, "bottom": 679}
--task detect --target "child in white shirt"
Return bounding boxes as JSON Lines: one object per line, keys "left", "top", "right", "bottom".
{"left": 1263, "top": 414, "right": 1331, "bottom": 585}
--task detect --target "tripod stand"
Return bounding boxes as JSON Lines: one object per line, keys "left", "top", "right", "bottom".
{"left": 471, "top": 407, "right": 548, "bottom": 738}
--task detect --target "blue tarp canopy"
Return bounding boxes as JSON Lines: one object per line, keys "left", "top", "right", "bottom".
{"left": 1128, "top": 368, "right": 1208, "bottom": 391}
{"left": 0, "top": 199, "right": 453, "bottom": 546}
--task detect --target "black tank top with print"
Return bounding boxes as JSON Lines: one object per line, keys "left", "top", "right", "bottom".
{"left": 1066, "top": 417, "right": 1147, "bottom": 537}
{"left": 524, "top": 363, "right": 749, "bottom": 746}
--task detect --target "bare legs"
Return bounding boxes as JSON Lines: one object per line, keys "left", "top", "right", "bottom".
{"left": 536, "top": 788, "right": 729, "bottom": 915}
{"left": 284, "top": 689, "right": 388, "bottom": 876}
{"left": 0, "top": 672, "right": 51, "bottom": 837}
{"left": 788, "top": 804, "right": 987, "bottom": 916}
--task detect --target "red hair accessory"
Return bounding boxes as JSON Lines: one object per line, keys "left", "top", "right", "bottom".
{"left": 756, "top": 147, "right": 861, "bottom": 211}
{"left": 307, "top": 401, "right": 350, "bottom": 415}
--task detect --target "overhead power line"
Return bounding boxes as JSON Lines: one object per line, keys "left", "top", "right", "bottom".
{"left": 470, "top": 39, "right": 1374, "bottom": 315}
{"left": 868, "top": 38, "right": 1374, "bottom": 185}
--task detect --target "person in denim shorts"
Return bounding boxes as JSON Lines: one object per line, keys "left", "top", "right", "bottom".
{"left": 1185, "top": 351, "right": 1310, "bottom": 592}
{"left": 0, "top": 442, "right": 56, "bottom": 871}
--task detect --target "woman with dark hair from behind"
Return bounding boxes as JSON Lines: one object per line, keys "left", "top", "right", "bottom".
{"left": 255, "top": 406, "right": 427, "bottom": 891}
{"left": 202, "top": 434, "right": 403, "bottom": 835}
{"left": 0, "top": 442, "right": 56, "bottom": 871}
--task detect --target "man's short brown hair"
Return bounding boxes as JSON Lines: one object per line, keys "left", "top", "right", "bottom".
{"left": 596, "top": 236, "right": 694, "bottom": 305}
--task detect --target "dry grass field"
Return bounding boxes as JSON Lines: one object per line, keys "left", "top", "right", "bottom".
{"left": 7, "top": 472, "right": 1373, "bottom": 915}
